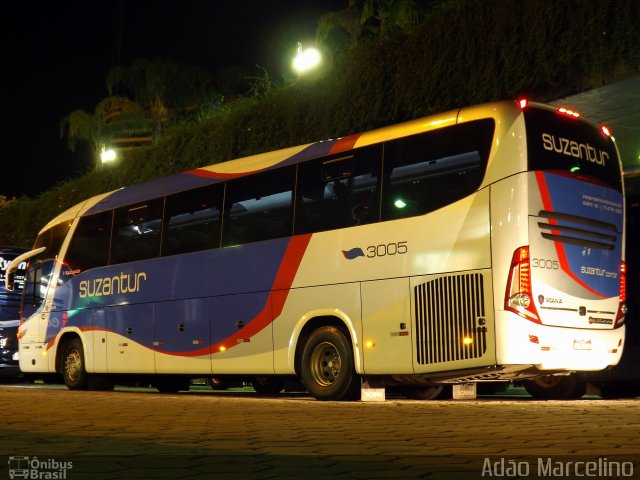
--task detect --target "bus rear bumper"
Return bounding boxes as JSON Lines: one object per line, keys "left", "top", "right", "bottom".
{"left": 495, "top": 311, "right": 624, "bottom": 372}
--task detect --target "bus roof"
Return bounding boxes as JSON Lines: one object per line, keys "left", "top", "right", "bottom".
{"left": 40, "top": 99, "right": 560, "bottom": 233}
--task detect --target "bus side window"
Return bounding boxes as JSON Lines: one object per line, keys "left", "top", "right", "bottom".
{"left": 111, "top": 199, "right": 163, "bottom": 264}
{"left": 162, "top": 184, "right": 223, "bottom": 256}
{"left": 381, "top": 119, "right": 493, "bottom": 221}
{"left": 295, "top": 145, "right": 381, "bottom": 235}
{"left": 222, "top": 167, "right": 295, "bottom": 247}
{"left": 64, "top": 211, "right": 112, "bottom": 276}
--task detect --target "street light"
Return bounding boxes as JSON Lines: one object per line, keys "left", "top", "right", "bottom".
{"left": 292, "top": 42, "right": 321, "bottom": 74}
{"left": 101, "top": 148, "right": 116, "bottom": 165}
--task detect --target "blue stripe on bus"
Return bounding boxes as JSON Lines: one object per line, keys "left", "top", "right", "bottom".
{"left": 540, "top": 172, "right": 623, "bottom": 297}
{"left": 84, "top": 138, "right": 344, "bottom": 216}
{"left": 46, "top": 235, "right": 309, "bottom": 355}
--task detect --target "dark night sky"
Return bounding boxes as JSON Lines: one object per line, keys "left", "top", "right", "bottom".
{"left": 1, "top": 1, "right": 345, "bottom": 198}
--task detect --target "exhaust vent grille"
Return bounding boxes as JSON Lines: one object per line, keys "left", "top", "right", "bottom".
{"left": 414, "top": 273, "right": 487, "bottom": 365}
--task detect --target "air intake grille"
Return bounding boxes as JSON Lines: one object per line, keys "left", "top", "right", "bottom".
{"left": 414, "top": 273, "right": 487, "bottom": 365}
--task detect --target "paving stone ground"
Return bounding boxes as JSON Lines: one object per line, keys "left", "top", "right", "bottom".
{"left": 0, "top": 386, "right": 639, "bottom": 479}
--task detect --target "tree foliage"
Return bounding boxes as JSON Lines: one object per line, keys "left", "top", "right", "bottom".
{"left": 2, "top": 0, "right": 639, "bottom": 247}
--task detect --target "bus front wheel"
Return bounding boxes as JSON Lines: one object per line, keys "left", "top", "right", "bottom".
{"left": 62, "top": 339, "right": 89, "bottom": 390}
{"left": 300, "top": 326, "right": 359, "bottom": 401}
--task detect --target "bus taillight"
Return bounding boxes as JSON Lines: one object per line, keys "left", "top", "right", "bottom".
{"left": 615, "top": 261, "right": 627, "bottom": 328}
{"left": 505, "top": 246, "right": 541, "bottom": 323}
{"left": 518, "top": 98, "right": 528, "bottom": 109}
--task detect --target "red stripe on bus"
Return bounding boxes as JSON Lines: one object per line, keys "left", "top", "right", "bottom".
{"left": 328, "top": 134, "right": 360, "bottom": 154}
{"left": 165, "top": 234, "right": 312, "bottom": 357}
{"left": 184, "top": 169, "right": 250, "bottom": 180}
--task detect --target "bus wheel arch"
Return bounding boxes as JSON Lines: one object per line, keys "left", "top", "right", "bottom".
{"left": 295, "top": 317, "right": 360, "bottom": 401}
{"left": 57, "top": 334, "right": 89, "bottom": 390}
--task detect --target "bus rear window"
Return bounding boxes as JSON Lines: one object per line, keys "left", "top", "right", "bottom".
{"left": 524, "top": 108, "right": 621, "bottom": 191}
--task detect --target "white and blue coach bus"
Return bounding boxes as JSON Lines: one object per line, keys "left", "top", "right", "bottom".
{"left": 6, "top": 99, "right": 626, "bottom": 400}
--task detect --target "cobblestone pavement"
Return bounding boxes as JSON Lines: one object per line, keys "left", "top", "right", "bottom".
{"left": 0, "top": 386, "right": 639, "bottom": 479}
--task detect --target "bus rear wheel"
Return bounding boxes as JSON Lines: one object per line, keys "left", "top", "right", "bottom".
{"left": 523, "top": 375, "right": 586, "bottom": 400}
{"left": 300, "top": 326, "right": 359, "bottom": 401}
{"left": 62, "top": 339, "right": 89, "bottom": 390}
{"left": 400, "top": 385, "right": 450, "bottom": 400}
{"left": 251, "top": 376, "right": 284, "bottom": 396}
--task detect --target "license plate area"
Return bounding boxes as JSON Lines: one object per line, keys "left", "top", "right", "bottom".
{"left": 573, "top": 339, "right": 593, "bottom": 350}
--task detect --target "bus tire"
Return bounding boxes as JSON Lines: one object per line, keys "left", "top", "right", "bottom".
{"left": 523, "top": 375, "right": 586, "bottom": 400}
{"left": 251, "top": 376, "right": 284, "bottom": 396}
{"left": 300, "top": 326, "right": 359, "bottom": 401}
{"left": 62, "top": 339, "right": 89, "bottom": 390}
{"left": 400, "top": 385, "right": 450, "bottom": 400}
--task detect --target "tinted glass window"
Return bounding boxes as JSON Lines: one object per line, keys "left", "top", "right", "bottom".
{"left": 21, "top": 222, "right": 71, "bottom": 317}
{"left": 222, "top": 167, "right": 294, "bottom": 246}
{"left": 162, "top": 184, "right": 223, "bottom": 256}
{"left": 295, "top": 145, "right": 381, "bottom": 234}
{"left": 111, "top": 199, "right": 163, "bottom": 264}
{"left": 64, "top": 211, "right": 112, "bottom": 275}
{"left": 381, "top": 119, "right": 494, "bottom": 221}
{"left": 524, "top": 108, "right": 621, "bottom": 192}
{"left": 33, "top": 222, "right": 72, "bottom": 262}
{"left": 22, "top": 260, "right": 55, "bottom": 318}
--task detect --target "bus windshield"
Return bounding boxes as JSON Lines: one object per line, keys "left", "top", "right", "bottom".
{"left": 524, "top": 107, "right": 621, "bottom": 192}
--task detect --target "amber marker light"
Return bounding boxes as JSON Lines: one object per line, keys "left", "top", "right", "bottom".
{"left": 557, "top": 106, "right": 580, "bottom": 118}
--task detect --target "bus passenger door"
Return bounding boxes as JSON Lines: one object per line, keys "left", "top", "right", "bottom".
{"left": 18, "top": 259, "right": 55, "bottom": 372}
{"left": 361, "top": 278, "right": 414, "bottom": 374}
{"left": 210, "top": 292, "right": 274, "bottom": 374}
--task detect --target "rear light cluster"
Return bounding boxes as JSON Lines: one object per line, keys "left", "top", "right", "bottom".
{"left": 517, "top": 98, "right": 613, "bottom": 138}
{"left": 615, "top": 261, "right": 627, "bottom": 328}
{"left": 505, "top": 246, "right": 541, "bottom": 323}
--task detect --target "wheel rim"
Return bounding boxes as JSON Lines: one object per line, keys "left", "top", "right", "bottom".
{"left": 65, "top": 348, "right": 82, "bottom": 382}
{"left": 309, "top": 341, "right": 342, "bottom": 387}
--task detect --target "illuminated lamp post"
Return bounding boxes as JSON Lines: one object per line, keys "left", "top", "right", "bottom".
{"left": 100, "top": 147, "right": 117, "bottom": 167}
{"left": 292, "top": 42, "right": 321, "bottom": 75}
